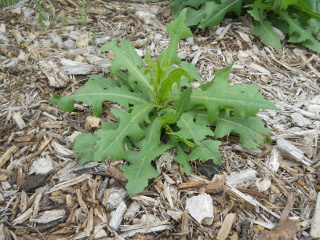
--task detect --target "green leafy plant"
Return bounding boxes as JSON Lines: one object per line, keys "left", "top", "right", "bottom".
{"left": 35, "top": 0, "right": 46, "bottom": 31}
{"left": 91, "top": 32, "right": 98, "bottom": 45}
{"left": 35, "top": 0, "right": 54, "bottom": 31}
{"left": 80, "top": 0, "right": 89, "bottom": 26}
{"left": 58, "top": 13, "right": 70, "bottom": 27}
{"left": 170, "top": 0, "right": 320, "bottom": 53}
{"left": 304, "top": 0, "right": 320, "bottom": 40}
{"left": 50, "top": 9, "right": 276, "bottom": 197}
{"left": 1, "top": 0, "right": 21, "bottom": 9}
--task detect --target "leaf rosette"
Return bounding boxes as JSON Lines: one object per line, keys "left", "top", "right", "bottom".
{"left": 50, "top": 9, "right": 276, "bottom": 196}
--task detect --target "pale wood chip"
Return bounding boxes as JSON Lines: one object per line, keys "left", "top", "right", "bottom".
{"left": 48, "top": 173, "right": 91, "bottom": 193}
{"left": 226, "top": 169, "right": 257, "bottom": 187}
{"left": 310, "top": 192, "right": 320, "bottom": 238}
{"left": 38, "top": 59, "right": 70, "bottom": 88}
{"left": 86, "top": 207, "right": 94, "bottom": 236}
{"left": 185, "top": 193, "right": 213, "bottom": 225}
{"left": 276, "top": 138, "right": 313, "bottom": 166}
{"left": 19, "top": 190, "right": 28, "bottom": 213}
{"left": 13, "top": 208, "right": 33, "bottom": 225}
{"left": 109, "top": 201, "right": 127, "bottom": 231}
{"left": 226, "top": 185, "right": 280, "bottom": 219}
{"left": 12, "top": 112, "right": 26, "bottom": 129}
{"left": 132, "top": 195, "right": 159, "bottom": 207}
{"left": 51, "top": 141, "right": 75, "bottom": 157}
{"left": 76, "top": 189, "right": 89, "bottom": 214}
{"left": 32, "top": 188, "right": 46, "bottom": 222}
{"left": 26, "top": 136, "right": 53, "bottom": 160}
{"left": 180, "top": 209, "right": 189, "bottom": 240}
{"left": 106, "top": 187, "right": 127, "bottom": 209}
{"left": 216, "top": 213, "right": 237, "bottom": 240}
{"left": 60, "top": 58, "right": 93, "bottom": 75}
{"left": 0, "top": 145, "right": 19, "bottom": 168}
{"left": 30, "top": 209, "right": 66, "bottom": 224}
{"left": 124, "top": 201, "right": 141, "bottom": 221}
{"left": 266, "top": 147, "right": 281, "bottom": 172}
{"left": 120, "top": 220, "right": 170, "bottom": 237}
{"left": 253, "top": 220, "right": 275, "bottom": 230}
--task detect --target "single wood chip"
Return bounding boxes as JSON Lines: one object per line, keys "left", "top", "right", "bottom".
{"left": 26, "top": 136, "right": 53, "bottom": 160}
{"left": 258, "top": 219, "right": 299, "bottom": 240}
{"left": 310, "top": 193, "right": 320, "bottom": 238}
{"left": 12, "top": 112, "right": 26, "bottom": 129}
{"left": 217, "top": 213, "right": 237, "bottom": 240}
{"left": 38, "top": 59, "right": 70, "bottom": 88}
{"left": 109, "top": 201, "right": 127, "bottom": 231}
{"left": 30, "top": 209, "right": 66, "bottom": 224}
{"left": 48, "top": 173, "right": 91, "bottom": 193}
{"left": 0, "top": 145, "right": 19, "bottom": 168}
{"left": 177, "top": 180, "right": 205, "bottom": 189}
{"left": 86, "top": 207, "right": 94, "bottom": 237}
{"left": 13, "top": 208, "right": 33, "bottom": 225}
{"left": 105, "top": 166, "right": 127, "bottom": 183}
{"left": 76, "top": 189, "right": 89, "bottom": 214}
{"left": 120, "top": 221, "right": 170, "bottom": 238}
{"left": 185, "top": 193, "right": 214, "bottom": 225}
{"left": 277, "top": 138, "right": 313, "bottom": 166}
{"left": 206, "top": 174, "right": 226, "bottom": 194}
{"left": 279, "top": 194, "right": 296, "bottom": 222}
{"left": 226, "top": 169, "right": 257, "bottom": 187}
{"left": 180, "top": 209, "right": 189, "bottom": 240}
{"left": 226, "top": 185, "right": 280, "bottom": 219}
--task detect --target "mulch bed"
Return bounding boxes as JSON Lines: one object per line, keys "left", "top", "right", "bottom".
{"left": 1, "top": 0, "right": 320, "bottom": 239}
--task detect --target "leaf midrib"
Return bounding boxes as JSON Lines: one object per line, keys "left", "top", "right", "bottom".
{"left": 191, "top": 95, "right": 272, "bottom": 107}
{"left": 71, "top": 92, "right": 148, "bottom": 104}
{"left": 117, "top": 48, "right": 154, "bottom": 97}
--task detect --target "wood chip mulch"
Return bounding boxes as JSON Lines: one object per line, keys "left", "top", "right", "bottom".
{"left": 0, "top": 0, "right": 320, "bottom": 239}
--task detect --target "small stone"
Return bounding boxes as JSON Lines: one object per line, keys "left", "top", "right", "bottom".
{"left": 186, "top": 193, "right": 213, "bottom": 225}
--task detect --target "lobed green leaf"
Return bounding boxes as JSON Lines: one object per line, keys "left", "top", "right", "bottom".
{"left": 198, "top": 0, "right": 243, "bottom": 29}
{"left": 188, "top": 140, "right": 222, "bottom": 165}
{"left": 278, "top": 11, "right": 320, "bottom": 52}
{"left": 162, "top": 87, "right": 192, "bottom": 125}
{"left": 159, "top": 68, "right": 191, "bottom": 102}
{"left": 77, "top": 104, "right": 155, "bottom": 165}
{"left": 50, "top": 80, "right": 148, "bottom": 116}
{"left": 174, "top": 144, "right": 192, "bottom": 175}
{"left": 191, "top": 65, "right": 276, "bottom": 122}
{"left": 184, "top": 6, "right": 206, "bottom": 27}
{"left": 213, "top": 110, "right": 272, "bottom": 149}
{"left": 102, "top": 40, "right": 155, "bottom": 100}
{"left": 174, "top": 111, "right": 214, "bottom": 146}
{"left": 251, "top": 21, "right": 282, "bottom": 52}
{"left": 121, "top": 117, "right": 171, "bottom": 196}
{"left": 159, "top": 8, "right": 193, "bottom": 67}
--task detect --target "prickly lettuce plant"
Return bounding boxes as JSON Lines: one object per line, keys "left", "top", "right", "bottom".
{"left": 305, "top": 0, "right": 320, "bottom": 40}
{"left": 50, "top": 9, "right": 276, "bottom": 197}
{"left": 246, "top": 0, "right": 320, "bottom": 52}
{"left": 170, "top": 0, "right": 320, "bottom": 53}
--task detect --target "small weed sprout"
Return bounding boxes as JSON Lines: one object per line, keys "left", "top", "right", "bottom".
{"left": 80, "top": 0, "right": 89, "bottom": 26}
